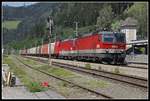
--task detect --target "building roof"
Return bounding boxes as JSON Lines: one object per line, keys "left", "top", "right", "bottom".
{"left": 120, "top": 17, "right": 138, "bottom": 27}
{"left": 127, "top": 40, "right": 148, "bottom": 45}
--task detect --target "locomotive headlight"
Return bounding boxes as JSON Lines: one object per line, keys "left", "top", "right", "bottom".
{"left": 96, "top": 44, "right": 100, "bottom": 48}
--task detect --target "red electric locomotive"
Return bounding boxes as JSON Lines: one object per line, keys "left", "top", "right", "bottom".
{"left": 54, "top": 31, "right": 126, "bottom": 64}
{"left": 21, "top": 31, "right": 126, "bottom": 64}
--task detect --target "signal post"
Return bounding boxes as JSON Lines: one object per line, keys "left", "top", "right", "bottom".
{"left": 47, "top": 16, "right": 53, "bottom": 66}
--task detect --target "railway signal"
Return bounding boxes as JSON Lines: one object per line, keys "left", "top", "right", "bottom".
{"left": 47, "top": 16, "right": 54, "bottom": 66}
{"left": 74, "top": 21, "right": 79, "bottom": 37}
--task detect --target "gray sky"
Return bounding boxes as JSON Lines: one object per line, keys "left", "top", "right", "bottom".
{"left": 2, "top": 2, "right": 38, "bottom": 7}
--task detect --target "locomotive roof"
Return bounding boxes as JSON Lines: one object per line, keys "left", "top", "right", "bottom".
{"left": 61, "top": 31, "right": 124, "bottom": 42}
{"left": 98, "top": 31, "right": 125, "bottom": 34}
{"left": 99, "top": 31, "right": 113, "bottom": 34}
{"left": 63, "top": 39, "right": 74, "bottom": 41}
{"left": 81, "top": 31, "right": 123, "bottom": 37}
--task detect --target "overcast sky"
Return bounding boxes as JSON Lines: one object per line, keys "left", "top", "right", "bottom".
{"left": 2, "top": 2, "right": 38, "bottom": 7}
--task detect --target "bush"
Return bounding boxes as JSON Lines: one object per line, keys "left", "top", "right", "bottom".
{"left": 62, "top": 82, "right": 68, "bottom": 87}
{"left": 28, "top": 82, "right": 48, "bottom": 93}
{"left": 98, "top": 66, "right": 102, "bottom": 71}
{"left": 114, "top": 68, "right": 120, "bottom": 74}
{"left": 85, "top": 63, "right": 91, "bottom": 69}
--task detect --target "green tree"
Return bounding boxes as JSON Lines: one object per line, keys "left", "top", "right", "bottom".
{"left": 124, "top": 2, "right": 148, "bottom": 38}
{"left": 111, "top": 20, "right": 122, "bottom": 31}
{"left": 96, "top": 5, "right": 113, "bottom": 30}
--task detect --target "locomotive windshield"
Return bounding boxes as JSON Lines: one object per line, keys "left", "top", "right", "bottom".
{"left": 102, "top": 32, "right": 125, "bottom": 43}
{"left": 114, "top": 33, "right": 125, "bottom": 43}
{"left": 102, "top": 34, "right": 114, "bottom": 43}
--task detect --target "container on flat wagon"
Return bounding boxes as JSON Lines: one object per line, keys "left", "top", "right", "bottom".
{"left": 36, "top": 46, "right": 40, "bottom": 54}
{"left": 41, "top": 44, "right": 49, "bottom": 54}
{"left": 51, "top": 43, "right": 55, "bottom": 54}
{"left": 31, "top": 47, "right": 36, "bottom": 54}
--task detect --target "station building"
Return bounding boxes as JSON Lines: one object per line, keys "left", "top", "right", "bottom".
{"left": 120, "top": 17, "right": 148, "bottom": 55}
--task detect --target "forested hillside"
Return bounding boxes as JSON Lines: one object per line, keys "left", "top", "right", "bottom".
{"left": 2, "top": 2, "right": 148, "bottom": 51}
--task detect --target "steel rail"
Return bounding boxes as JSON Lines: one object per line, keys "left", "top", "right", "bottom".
{"left": 24, "top": 55, "right": 147, "bottom": 69}
{"left": 15, "top": 56, "right": 113, "bottom": 99}
{"left": 52, "top": 62, "right": 148, "bottom": 90}
{"left": 24, "top": 56, "right": 148, "bottom": 90}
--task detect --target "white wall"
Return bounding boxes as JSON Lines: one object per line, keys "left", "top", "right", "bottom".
{"left": 121, "top": 28, "right": 137, "bottom": 43}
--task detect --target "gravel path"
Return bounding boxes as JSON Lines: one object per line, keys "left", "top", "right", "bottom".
{"left": 70, "top": 74, "right": 148, "bottom": 99}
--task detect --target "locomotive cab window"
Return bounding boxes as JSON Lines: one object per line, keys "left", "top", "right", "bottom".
{"left": 114, "top": 33, "right": 125, "bottom": 43}
{"left": 102, "top": 34, "right": 114, "bottom": 43}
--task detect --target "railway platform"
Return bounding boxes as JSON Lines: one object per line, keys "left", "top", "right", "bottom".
{"left": 25, "top": 56, "right": 148, "bottom": 79}
{"left": 2, "top": 64, "right": 65, "bottom": 99}
{"left": 125, "top": 55, "right": 148, "bottom": 64}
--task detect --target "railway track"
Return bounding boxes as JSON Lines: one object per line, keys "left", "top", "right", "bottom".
{"left": 23, "top": 55, "right": 147, "bottom": 69}
{"left": 76, "top": 60, "right": 148, "bottom": 69}
{"left": 124, "top": 65, "right": 147, "bottom": 69}
{"left": 25, "top": 55, "right": 148, "bottom": 69}
{"left": 24, "top": 56, "right": 148, "bottom": 90}
{"left": 86, "top": 60, "right": 148, "bottom": 69}
{"left": 15, "top": 56, "right": 112, "bottom": 99}
{"left": 127, "top": 61, "right": 148, "bottom": 65}
{"left": 125, "top": 62, "right": 148, "bottom": 69}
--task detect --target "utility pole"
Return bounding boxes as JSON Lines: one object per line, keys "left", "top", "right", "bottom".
{"left": 31, "top": 44, "right": 32, "bottom": 56}
{"left": 41, "top": 38, "right": 43, "bottom": 54}
{"left": 24, "top": 45, "right": 25, "bottom": 56}
{"left": 74, "top": 22, "right": 79, "bottom": 37}
{"left": 42, "top": 38, "right": 43, "bottom": 45}
{"left": 35, "top": 41, "right": 37, "bottom": 55}
{"left": 47, "top": 16, "right": 53, "bottom": 66}
{"left": 11, "top": 48, "right": 13, "bottom": 55}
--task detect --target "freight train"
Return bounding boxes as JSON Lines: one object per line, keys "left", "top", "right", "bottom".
{"left": 20, "top": 31, "right": 126, "bottom": 64}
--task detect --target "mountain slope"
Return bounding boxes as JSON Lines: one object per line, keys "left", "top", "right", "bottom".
{"left": 3, "top": 2, "right": 136, "bottom": 50}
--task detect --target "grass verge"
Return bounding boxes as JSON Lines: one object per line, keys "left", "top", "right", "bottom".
{"left": 16, "top": 56, "right": 110, "bottom": 97}
{"left": 3, "top": 55, "right": 48, "bottom": 92}
{"left": 20, "top": 56, "right": 75, "bottom": 78}
{"left": 2, "top": 20, "right": 21, "bottom": 30}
